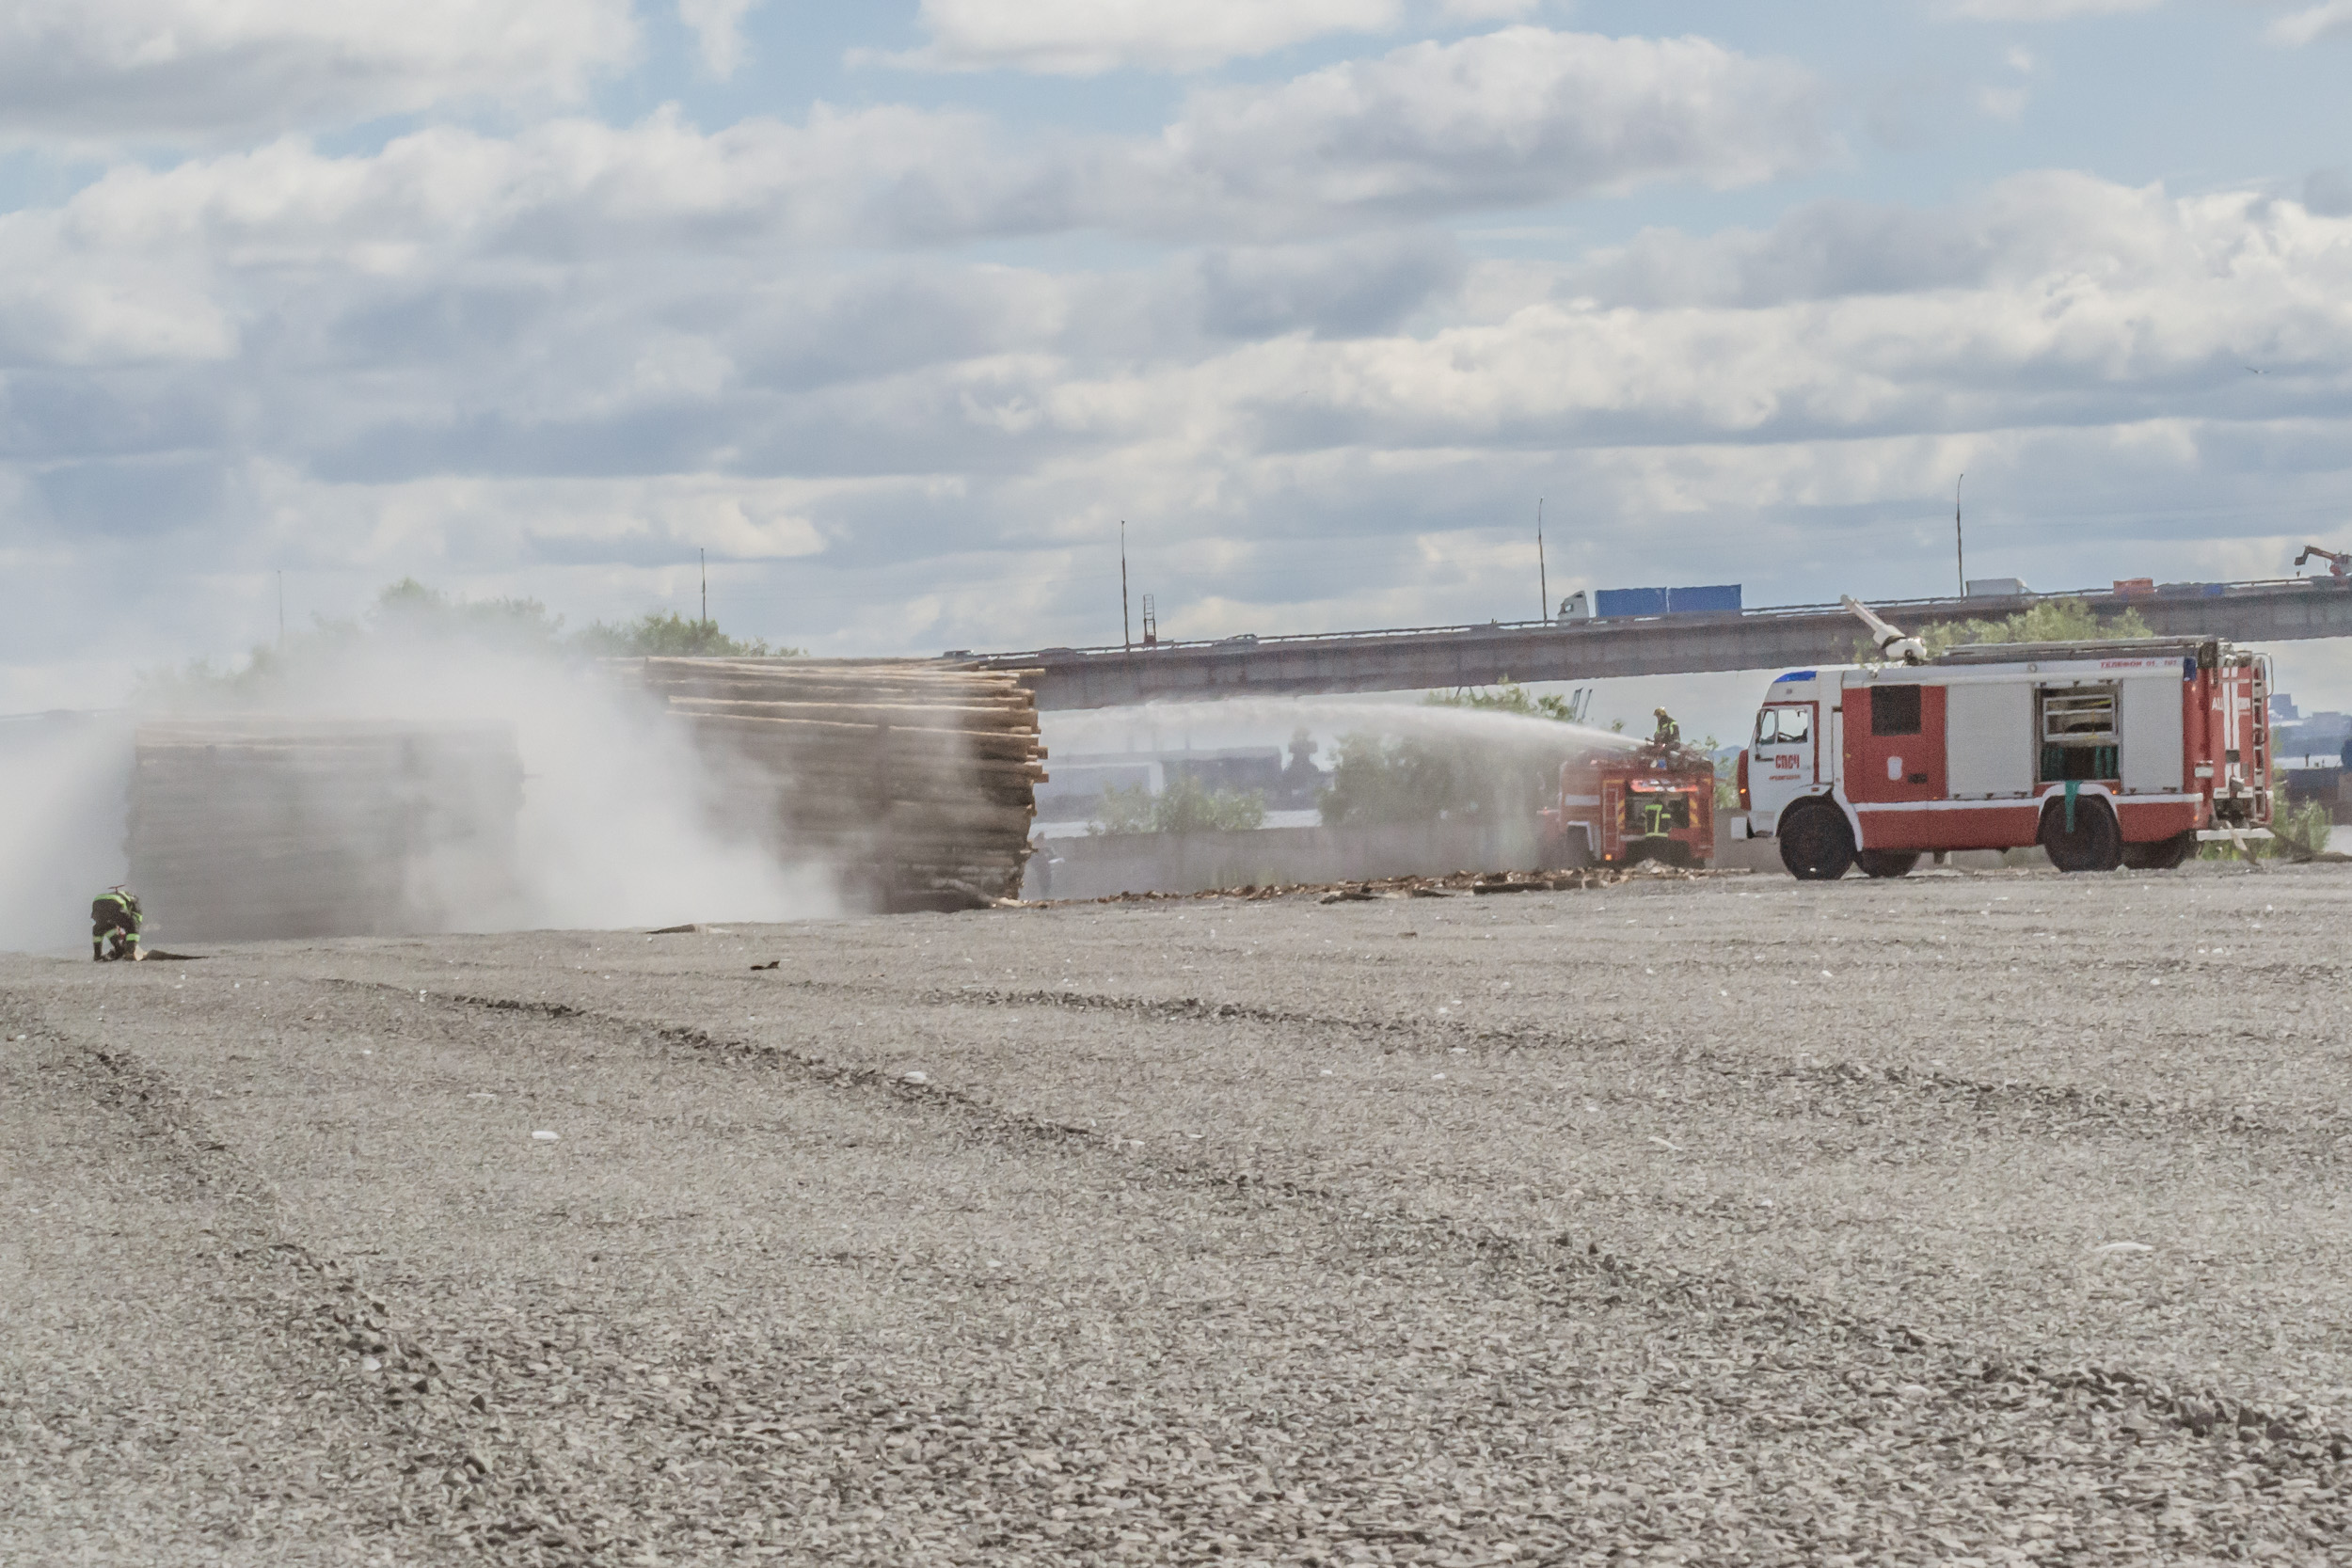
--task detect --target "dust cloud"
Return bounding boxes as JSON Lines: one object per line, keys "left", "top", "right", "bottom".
{"left": 0, "top": 631, "right": 837, "bottom": 953}
{"left": 204, "top": 636, "right": 838, "bottom": 934}
{"left": 0, "top": 713, "right": 135, "bottom": 954}
{"left": 298, "top": 639, "right": 837, "bottom": 930}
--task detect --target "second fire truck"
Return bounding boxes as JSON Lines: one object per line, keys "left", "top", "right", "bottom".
{"left": 1540, "top": 721, "right": 1719, "bottom": 870}
{"left": 1734, "top": 599, "right": 2273, "bottom": 878}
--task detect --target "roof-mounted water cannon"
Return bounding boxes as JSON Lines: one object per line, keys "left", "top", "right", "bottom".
{"left": 1841, "top": 595, "right": 1927, "bottom": 666}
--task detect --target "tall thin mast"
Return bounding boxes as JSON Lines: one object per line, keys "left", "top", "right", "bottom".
{"left": 1535, "top": 498, "right": 1548, "bottom": 622}
{"left": 1954, "top": 474, "right": 1965, "bottom": 597}
{"left": 1120, "top": 521, "right": 1132, "bottom": 651}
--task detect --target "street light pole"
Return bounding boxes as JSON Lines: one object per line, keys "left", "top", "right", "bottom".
{"left": 1536, "top": 498, "right": 1548, "bottom": 623}
{"left": 1954, "top": 474, "right": 1966, "bottom": 597}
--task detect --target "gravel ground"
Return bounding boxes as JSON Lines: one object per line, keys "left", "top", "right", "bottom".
{"left": 6, "top": 861, "right": 2352, "bottom": 1565}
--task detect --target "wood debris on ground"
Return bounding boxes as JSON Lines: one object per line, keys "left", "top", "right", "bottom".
{"left": 1014, "top": 859, "right": 1749, "bottom": 908}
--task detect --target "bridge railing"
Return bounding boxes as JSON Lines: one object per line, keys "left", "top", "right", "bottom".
{"left": 967, "top": 578, "right": 2327, "bottom": 665}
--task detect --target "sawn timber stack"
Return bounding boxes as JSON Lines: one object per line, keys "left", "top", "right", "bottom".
{"left": 629, "top": 657, "right": 1045, "bottom": 910}
{"left": 128, "top": 717, "right": 524, "bottom": 942}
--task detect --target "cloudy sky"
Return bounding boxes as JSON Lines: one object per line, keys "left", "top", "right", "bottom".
{"left": 8, "top": 0, "right": 2352, "bottom": 705}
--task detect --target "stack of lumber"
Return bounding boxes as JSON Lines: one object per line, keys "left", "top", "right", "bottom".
{"left": 128, "top": 718, "right": 524, "bottom": 942}
{"left": 630, "top": 657, "right": 1044, "bottom": 909}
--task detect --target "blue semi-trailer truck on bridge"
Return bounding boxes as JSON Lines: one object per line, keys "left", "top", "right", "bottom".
{"left": 1564, "top": 584, "right": 1743, "bottom": 620}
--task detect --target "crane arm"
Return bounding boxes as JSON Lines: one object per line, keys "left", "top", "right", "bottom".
{"left": 2295, "top": 546, "right": 2352, "bottom": 578}
{"left": 1842, "top": 596, "right": 1928, "bottom": 666}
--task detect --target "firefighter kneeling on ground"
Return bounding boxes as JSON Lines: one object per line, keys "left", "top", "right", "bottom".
{"left": 91, "top": 887, "right": 143, "bottom": 962}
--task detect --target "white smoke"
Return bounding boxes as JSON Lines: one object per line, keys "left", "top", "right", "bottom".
{"left": 0, "top": 628, "right": 837, "bottom": 953}
{"left": 0, "top": 713, "right": 135, "bottom": 954}
{"left": 215, "top": 634, "right": 838, "bottom": 934}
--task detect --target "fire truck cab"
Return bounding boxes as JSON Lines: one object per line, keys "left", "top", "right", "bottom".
{"left": 1735, "top": 634, "right": 2271, "bottom": 879}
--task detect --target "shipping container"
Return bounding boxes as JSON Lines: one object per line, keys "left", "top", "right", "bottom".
{"left": 1593, "top": 586, "right": 1670, "bottom": 618}
{"left": 1665, "top": 583, "right": 1742, "bottom": 614}
{"left": 1589, "top": 584, "right": 1742, "bottom": 618}
{"left": 1964, "top": 578, "right": 2028, "bottom": 597}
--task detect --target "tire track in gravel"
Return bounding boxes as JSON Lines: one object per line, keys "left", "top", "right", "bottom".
{"left": 689, "top": 973, "right": 2348, "bottom": 1152}
{"left": 386, "top": 980, "right": 2352, "bottom": 1484}
{"left": 146, "top": 977, "right": 2286, "bottom": 1562}
{"left": 952, "top": 988, "right": 2344, "bottom": 1138}
{"left": 8, "top": 993, "right": 636, "bottom": 1568}
{"left": 110, "top": 967, "right": 2351, "bottom": 1560}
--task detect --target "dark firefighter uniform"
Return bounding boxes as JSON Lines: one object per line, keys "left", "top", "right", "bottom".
{"left": 92, "top": 889, "right": 142, "bottom": 961}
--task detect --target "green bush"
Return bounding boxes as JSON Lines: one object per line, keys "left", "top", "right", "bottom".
{"left": 1089, "top": 776, "right": 1268, "bottom": 835}
{"left": 575, "top": 610, "right": 789, "bottom": 657}
{"left": 2198, "top": 782, "right": 2333, "bottom": 861}
{"left": 1426, "top": 679, "right": 1583, "bottom": 723}
{"left": 137, "top": 579, "right": 796, "bottom": 705}
{"left": 1316, "top": 680, "right": 1592, "bottom": 828}
{"left": 1922, "top": 598, "right": 2153, "bottom": 657}
{"left": 1315, "top": 732, "right": 1494, "bottom": 827}
{"left": 2273, "top": 796, "right": 2335, "bottom": 858}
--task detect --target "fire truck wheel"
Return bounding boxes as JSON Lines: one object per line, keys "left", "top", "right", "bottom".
{"left": 1778, "top": 802, "right": 1855, "bottom": 881}
{"left": 2119, "top": 830, "right": 2197, "bottom": 871}
{"left": 2040, "top": 797, "right": 2122, "bottom": 873}
{"left": 1855, "top": 850, "right": 1920, "bottom": 879}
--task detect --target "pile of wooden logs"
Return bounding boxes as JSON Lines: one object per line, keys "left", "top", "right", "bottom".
{"left": 128, "top": 718, "right": 524, "bottom": 942}
{"left": 627, "top": 657, "right": 1045, "bottom": 909}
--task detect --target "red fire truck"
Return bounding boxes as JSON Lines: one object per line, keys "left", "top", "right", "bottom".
{"left": 1734, "top": 599, "right": 2273, "bottom": 879}
{"left": 1541, "top": 737, "right": 1717, "bottom": 869}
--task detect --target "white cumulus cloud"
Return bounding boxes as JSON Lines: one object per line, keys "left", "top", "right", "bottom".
{"left": 0, "top": 0, "right": 637, "bottom": 145}
{"left": 1977, "top": 83, "right": 2030, "bottom": 119}
{"left": 13, "top": 31, "right": 1822, "bottom": 269}
{"left": 1942, "top": 0, "right": 2160, "bottom": 18}
{"left": 2265, "top": 1, "right": 2352, "bottom": 45}
{"left": 9, "top": 126, "right": 2352, "bottom": 680}
{"left": 8, "top": 6, "right": 2351, "bottom": 686}
{"left": 678, "top": 0, "right": 765, "bottom": 77}
{"left": 1438, "top": 0, "right": 1544, "bottom": 18}
{"left": 1129, "top": 28, "right": 1829, "bottom": 235}
{"left": 890, "top": 0, "right": 1402, "bottom": 74}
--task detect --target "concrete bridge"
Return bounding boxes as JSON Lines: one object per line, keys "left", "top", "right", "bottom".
{"left": 969, "top": 579, "right": 2352, "bottom": 711}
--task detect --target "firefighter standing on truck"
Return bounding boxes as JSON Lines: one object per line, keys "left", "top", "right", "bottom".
{"left": 91, "top": 887, "right": 143, "bottom": 962}
{"left": 1636, "top": 710, "right": 1682, "bottom": 841}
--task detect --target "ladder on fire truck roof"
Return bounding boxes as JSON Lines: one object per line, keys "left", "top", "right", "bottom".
{"left": 1839, "top": 598, "right": 2231, "bottom": 670}
{"left": 1931, "top": 636, "right": 2224, "bottom": 667}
